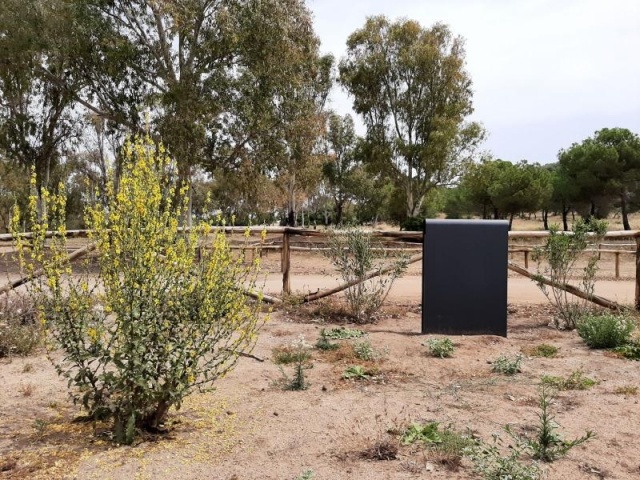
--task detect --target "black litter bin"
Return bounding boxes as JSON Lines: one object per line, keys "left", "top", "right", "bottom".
{"left": 422, "top": 219, "right": 508, "bottom": 336}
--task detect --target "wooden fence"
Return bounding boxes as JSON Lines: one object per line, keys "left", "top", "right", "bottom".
{"left": 2, "top": 227, "right": 640, "bottom": 310}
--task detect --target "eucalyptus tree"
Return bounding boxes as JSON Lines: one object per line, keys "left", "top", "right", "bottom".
{"left": 0, "top": 0, "right": 81, "bottom": 208}
{"left": 323, "top": 113, "right": 360, "bottom": 225}
{"left": 339, "top": 16, "right": 485, "bottom": 220}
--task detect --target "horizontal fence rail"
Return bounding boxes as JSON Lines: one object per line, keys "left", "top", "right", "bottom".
{"left": 2, "top": 227, "right": 640, "bottom": 309}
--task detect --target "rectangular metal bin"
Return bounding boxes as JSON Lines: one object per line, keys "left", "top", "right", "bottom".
{"left": 422, "top": 219, "right": 509, "bottom": 336}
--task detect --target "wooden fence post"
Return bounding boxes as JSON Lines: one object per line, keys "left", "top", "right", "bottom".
{"left": 615, "top": 252, "right": 620, "bottom": 279}
{"left": 636, "top": 236, "right": 640, "bottom": 310}
{"left": 524, "top": 250, "right": 529, "bottom": 269}
{"left": 282, "top": 230, "right": 291, "bottom": 295}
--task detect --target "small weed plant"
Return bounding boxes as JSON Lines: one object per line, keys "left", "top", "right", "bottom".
{"left": 326, "top": 228, "right": 407, "bottom": 322}
{"left": 492, "top": 354, "right": 523, "bottom": 375}
{"left": 532, "top": 219, "right": 607, "bottom": 329}
{"left": 524, "top": 344, "right": 559, "bottom": 358}
{"left": 541, "top": 370, "right": 596, "bottom": 390}
{"left": 466, "top": 433, "right": 541, "bottom": 480}
{"left": 342, "top": 365, "right": 372, "bottom": 380}
{"left": 19, "top": 383, "right": 35, "bottom": 397}
{"left": 424, "top": 338, "right": 455, "bottom": 358}
{"left": 13, "top": 135, "right": 265, "bottom": 444}
{"left": 272, "top": 344, "right": 312, "bottom": 365}
{"left": 353, "top": 340, "right": 387, "bottom": 361}
{"left": 315, "top": 331, "right": 339, "bottom": 351}
{"left": 279, "top": 336, "right": 312, "bottom": 391}
{"left": 576, "top": 312, "right": 636, "bottom": 348}
{"left": 512, "top": 385, "right": 595, "bottom": 462}
{"left": 294, "top": 470, "right": 314, "bottom": 480}
{"left": 402, "top": 422, "right": 472, "bottom": 470}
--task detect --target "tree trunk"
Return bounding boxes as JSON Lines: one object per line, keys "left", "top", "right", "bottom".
{"left": 562, "top": 203, "right": 569, "bottom": 231}
{"left": 542, "top": 209, "right": 549, "bottom": 230}
{"left": 621, "top": 192, "right": 631, "bottom": 230}
{"left": 508, "top": 212, "right": 514, "bottom": 230}
{"left": 406, "top": 187, "right": 415, "bottom": 219}
{"left": 287, "top": 173, "right": 296, "bottom": 227}
{"left": 493, "top": 208, "right": 499, "bottom": 220}
{"left": 335, "top": 202, "right": 343, "bottom": 226}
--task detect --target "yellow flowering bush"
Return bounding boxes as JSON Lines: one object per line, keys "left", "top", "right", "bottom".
{"left": 13, "top": 135, "right": 265, "bottom": 444}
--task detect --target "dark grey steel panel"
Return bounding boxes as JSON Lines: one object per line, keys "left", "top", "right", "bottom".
{"left": 422, "top": 219, "right": 508, "bottom": 336}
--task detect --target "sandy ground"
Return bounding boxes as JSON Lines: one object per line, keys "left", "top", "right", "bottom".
{"left": 1, "top": 245, "right": 640, "bottom": 479}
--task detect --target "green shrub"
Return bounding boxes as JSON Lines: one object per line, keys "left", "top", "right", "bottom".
{"left": 424, "top": 338, "right": 455, "bottom": 358}
{"left": 326, "top": 228, "right": 407, "bottom": 322}
{"left": 532, "top": 219, "right": 607, "bottom": 329}
{"left": 577, "top": 313, "right": 636, "bottom": 348}
{"left": 14, "top": 135, "right": 265, "bottom": 444}
{"left": 491, "top": 354, "right": 523, "bottom": 375}
{"left": 400, "top": 216, "right": 425, "bottom": 231}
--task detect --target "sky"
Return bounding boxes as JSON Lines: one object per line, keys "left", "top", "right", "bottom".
{"left": 308, "top": 0, "right": 640, "bottom": 164}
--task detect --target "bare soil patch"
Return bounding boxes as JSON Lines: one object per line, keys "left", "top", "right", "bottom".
{"left": 1, "top": 297, "right": 640, "bottom": 479}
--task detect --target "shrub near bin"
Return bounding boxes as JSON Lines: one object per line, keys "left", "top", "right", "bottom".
{"left": 577, "top": 313, "right": 636, "bottom": 349}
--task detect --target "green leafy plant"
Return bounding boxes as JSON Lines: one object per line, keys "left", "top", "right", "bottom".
{"left": 614, "top": 341, "right": 640, "bottom": 360}
{"left": 424, "top": 338, "right": 455, "bottom": 358}
{"left": 532, "top": 219, "right": 607, "bottom": 329}
{"left": 512, "top": 385, "right": 595, "bottom": 462}
{"left": 294, "top": 470, "right": 314, "bottom": 480}
{"left": 353, "top": 340, "right": 387, "bottom": 361}
{"left": 13, "top": 136, "right": 265, "bottom": 444}
{"left": 465, "top": 433, "right": 541, "bottom": 480}
{"left": 491, "top": 354, "right": 523, "bottom": 375}
{"left": 326, "top": 227, "right": 408, "bottom": 322}
{"left": 342, "top": 365, "right": 372, "bottom": 380}
{"left": 402, "top": 422, "right": 472, "bottom": 470}
{"left": 524, "top": 344, "right": 559, "bottom": 358}
{"left": 321, "top": 327, "right": 365, "bottom": 340}
{"left": 541, "top": 370, "right": 596, "bottom": 390}
{"left": 576, "top": 312, "right": 636, "bottom": 348}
